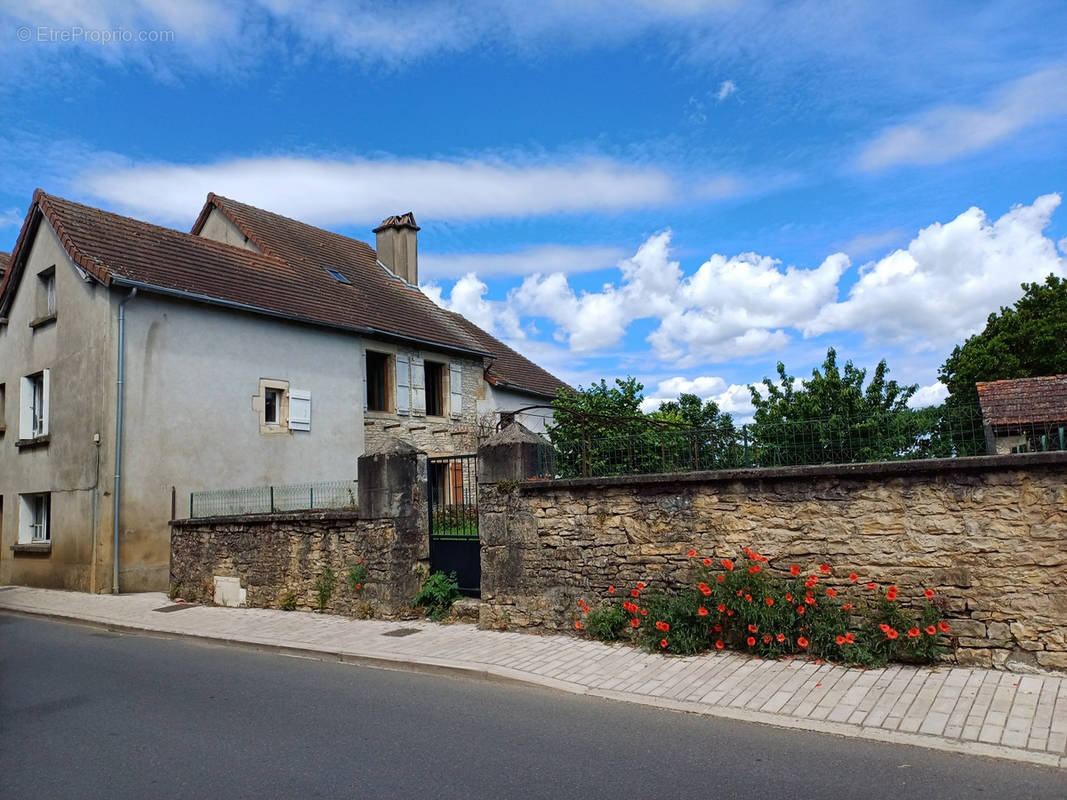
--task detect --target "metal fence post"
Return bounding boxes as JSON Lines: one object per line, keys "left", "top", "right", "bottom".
{"left": 270, "top": 486, "right": 275, "bottom": 513}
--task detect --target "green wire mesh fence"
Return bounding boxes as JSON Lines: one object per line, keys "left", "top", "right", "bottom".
{"left": 540, "top": 405, "right": 1066, "bottom": 479}
{"left": 189, "top": 480, "right": 358, "bottom": 518}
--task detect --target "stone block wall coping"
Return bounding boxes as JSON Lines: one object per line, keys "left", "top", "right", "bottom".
{"left": 171, "top": 509, "right": 362, "bottom": 528}
{"left": 513, "top": 450, "right": 1067, "bottom": 493}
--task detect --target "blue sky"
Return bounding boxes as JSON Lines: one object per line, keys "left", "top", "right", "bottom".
{"left": 3, "top": 1, "right": 1066, "bottom": 418}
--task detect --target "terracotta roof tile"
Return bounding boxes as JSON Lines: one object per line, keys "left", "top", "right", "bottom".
{"left": 1, "top": 191, "right": 566, "bottom": 398}
{"left": 374, "top": 212, "right": 420, "bottom": 232}
{"left": 976, "top": 375, "right": 1067, "bottom": 426}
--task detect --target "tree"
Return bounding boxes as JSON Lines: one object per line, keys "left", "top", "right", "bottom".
{"left": 748, "top": 348, "right": 923, "bottom": 465}
{"left": 651, "top": 393, "right": 741, "bottom": 470}
{"left": 939, "top": 275, "right": 1067, "bottom": 407}
{"left": 547, "top": 378, "right": 652, "bottom": 477}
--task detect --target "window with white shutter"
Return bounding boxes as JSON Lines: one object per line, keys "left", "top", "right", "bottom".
{"left": 20, "top": 370, "right": 49, "bottom": 439}
{"left": 449, "top": 363, "right": 463, "bottom": 419}
{"left": 395, "top": 353, "right": 410, "bottom": 414}
{"left": 411, "top": 355, "right": 426, "bottom": 414}
{"left": 288, "top": 389, "right": 311, "bottom": 431}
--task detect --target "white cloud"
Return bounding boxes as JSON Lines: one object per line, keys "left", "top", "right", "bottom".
{"left": 640, "top": 375, "right": 756, "bottom": 418}
{"left": 420, "top": 244, "right": 626, "bottom": 280}
{"left": 76, "top": 155, "right": 677, "bottom": 227}
{"left": 833, "top": 229, "right": 906, "bottom": 258}
{"left": 858, "top": 65, "right": 1067, "bottom": 171}
{"left": 0, "top": 207, "right": 24, "bottom": 229}
{"left": 908, "top": 382, "right": 948, "bottom": 408}
{"left": 716, "top": 80, "right": 737, "bottom": 101}
{"left": 422, "top": 273, "right": 523, "bottom": 340}
{"left": 807, "top": 193, "right": 1067, "bottom": 347}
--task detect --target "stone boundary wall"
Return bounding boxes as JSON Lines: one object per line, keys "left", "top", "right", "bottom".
{"left": 170, "top": 510, "right": 420, "bottom": 616}
{"left": 478, "top": 450, "right": 1067, "bottom": 671}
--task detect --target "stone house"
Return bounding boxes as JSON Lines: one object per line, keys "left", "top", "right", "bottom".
{"left": 0, "top": 190, "right": 565, "bottom": 593}
{"left": 976, "top": 375, "right": 1067, "bottom": 454}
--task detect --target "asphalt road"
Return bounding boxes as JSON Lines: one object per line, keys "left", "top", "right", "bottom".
{"left": 1, "top": 613, "right": 1064, "bottom": 799}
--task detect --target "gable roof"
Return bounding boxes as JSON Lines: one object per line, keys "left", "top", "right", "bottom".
{"left": 977, "top": 375, "right": 1067, "bottom": 426}
{"left": 0, "top": 190, "right": 568, "bottom": 397}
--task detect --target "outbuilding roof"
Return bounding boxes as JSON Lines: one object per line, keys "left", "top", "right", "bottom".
{"left": 976, "top": 375, "right": 1067, "bottom": 426}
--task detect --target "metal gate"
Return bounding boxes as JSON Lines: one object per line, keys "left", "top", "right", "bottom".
{"left": 427, "top": 454, "right": 480, "bottom": 597}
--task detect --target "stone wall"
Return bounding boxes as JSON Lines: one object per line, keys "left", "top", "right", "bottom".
{"left": 170, "top": 510, "right": 418, "bottom": 616}
{"left": 170, "top": 436, "right": 429, "bottom": 617}
{"left": 479, "top": 447, "right": 1067, "bottom": 671}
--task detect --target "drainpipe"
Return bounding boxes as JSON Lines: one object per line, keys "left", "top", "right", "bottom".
{"left": 113, "top": 288, "right": 138, "bottom": 593}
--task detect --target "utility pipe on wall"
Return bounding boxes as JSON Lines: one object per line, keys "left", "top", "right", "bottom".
{"left": 113, "top": 288, "right": 137, "bottom": 593}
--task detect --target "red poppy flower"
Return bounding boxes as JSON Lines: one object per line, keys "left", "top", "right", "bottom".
{"left": 805, "top": 594, "right": 816, "bottom": 605}
{"left": 717, "top": 603, "right": 726, "bottom": 613}
{"left": 776, "top": 633, "right": 785, "bottom": 642}
{"left": 703, "top": 558, "right": 712, "bottom": 566}
{"left": 636, "top": 582, "right": 646, "bottom": 590}
{"left": 578, "top": 600, "right": 585, "bottom": 608}
{"left": 785, "top": 593, "right": 793, "bottom": 602}
{"left": 886, "top": 628, "right": 899, "bottom": 640}
{"left": 660, "top": 639, "right": 668, "bottom": 648}
{"left": 879, "top": 623, "right": 890, "bottom": 633}
{"left": 797, "top": 636, "right": 809, "bottom": 648}
{"left": 748, "top": 623, "right": 759, "bottom": 633}
{"left": 819, "top": 564, "right": 831, "bottom": 574}
{"left": 765, "top": 597, "right": 774, "bottom": 606}
{"left": 721, "top": 559, "right": 734, "bottom": 571}
{"left": 762, "top": 634, "right": 772, "bottom": 644}
{"left": 698, "top": 582, "right": 710, "bottom": 594}
{"left": 746, "top": 636, "right": 756, "bottom": 647}
{"left": 698, "top": 606, "right": 709, "bottom": 617}
{"left": 826, "top": 588, "right": 836, "bottom": 598}
{"left": 574, "top": 621, "right": 582, "bottom": 630}
{"left": 655, "top": 620, "right": 670, "bottom": 632}
{"left": 716, "top": 575, "right": 725, "bottom": 583}
{"left": 687, "top": 549, "right": 697, "bottom": 558}
{"left": 866, "top": 582, "right": 877, "bottom": 591}
{"left": 925, "top": 625, "right": 937, "bottom": 635}
{"left": 938, "top": 621, "right": 951, "bottom": 633}
{"left": 907, "top": 627, "right": 920, "bottom": 638}
{"left": 744, "top": 594, "right": 753, "bottom": 603}
{"left": 886, "top": 587, "right": 899, "bottom": 601}
{"left": 608, "top": 586, "right": 616, "bottom": 594}
{"left": 845, "top": 632, "right": 855, "bottom": 644}
{"left": 726, "top": 609, "right": 735, "bottom": 617}
{"left": 789, "top": 565, "right": 800, "bottom": 576}
{"left": 640, "top": 608, "right": 648, "bottom": 616}
{"left": 848, "top": 573, "right": 858, "bottom": 582}
{"left": 631, "top": 589, "right": 640, "bottom": 598}
{"left": 835, "top": 635, "right": 846, "bottom": 645}
{"left": 796, "top": 605, "right": 806, "bottom": 615}
{"left": 924, "top": 589, "right": 935, "bottom": 599}
{"left": 841, "top": 603, "right": 853, "bottom": 611}
{"left": 355, "top": 584, "right": 362, "bottom": 590}
{"left": 715, "top": 640, "right": 724, "bottom": 650}
{"left": 630, "top": 618, "right": 640, "bottom": 628}
{"left": 713, "top": 624, "right": 722, "bottom": 632}
{"left": 582, "top": 607, "right": 589, "bottom": 614}
{"left": 749, "top": 564, "right": 761, "bottom": 574}
{"left": 737, "top": 590, "right": 743, "bottom": 597}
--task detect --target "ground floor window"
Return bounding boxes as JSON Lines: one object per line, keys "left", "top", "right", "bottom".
{"left": 19, "top": 493, "right": 50, "bottom": 543}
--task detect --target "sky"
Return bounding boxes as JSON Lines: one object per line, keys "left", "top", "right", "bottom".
{"left": 2, "top": 0, "right": 1066, "bottom": 420}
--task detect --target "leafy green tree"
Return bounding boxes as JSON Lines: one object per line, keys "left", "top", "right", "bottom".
{"left": 939, "top": 275, "right": 1067, "bottom": 407}
{"left": 748, "top": 348, "right": 924, "bottom": 465}
{"left": 651, "top": 393, "right": 741, "bottom": 470}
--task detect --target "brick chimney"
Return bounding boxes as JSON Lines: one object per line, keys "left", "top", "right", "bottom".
{"left": 374, "top": 212, "right": 420, "bottom": 285}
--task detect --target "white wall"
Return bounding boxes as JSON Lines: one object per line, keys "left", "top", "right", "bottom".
{"left": 479, "top": 384, "right": 555, "bottom": 436}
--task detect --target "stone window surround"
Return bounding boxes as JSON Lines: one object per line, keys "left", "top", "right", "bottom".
{"left": 253, "top": 378, "right": 290, "bottom": 435}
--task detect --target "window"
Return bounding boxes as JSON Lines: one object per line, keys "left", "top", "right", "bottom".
{"left": 19, "top": 370, "right": 49, "bottom": 440}
{"left": 324, "top": 268, "right": 351, "bottom": 284}
{"left": 264, "top": 387, "right": 283, "bottom": 425}
{"left": 32, "top": 267, "right": 56, "bottom": 326}
{"left": 425, "top": 361, "right": 446, "bottom": 416}
{"left": 0, "top": 382, "right": 6, "bottom": 436}
{"left": 19, "top": 493, "right": 50, "bottom": 543}
{"left": 366, "top": 351, "right": 391, "bottom": 412}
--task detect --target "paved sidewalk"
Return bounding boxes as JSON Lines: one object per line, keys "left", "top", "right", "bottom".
{"left": 2, "top": 586, "right": 1065, "bottom": 769}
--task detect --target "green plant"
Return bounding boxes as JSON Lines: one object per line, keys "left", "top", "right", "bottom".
{"left": 413, "top": 570, "right": 461, "bottom": 621}
{"left": 576, "top": 547, "right": 949, "bottom": 666}
{"left": 278, "top": 588, "right": 298, "bottom": 611}
{"left": 314, "top": 565, "right": 337, "bottom": 612}
{"left": 585, "top": 603, "right": 628, "bottom": 641}
{"left": 495, "top": 478, "right": 519, "bottom": 495}
{"left": 346, "top": 558, "right": 367, "bottom": 592}
{"left": 168, "top": 581, "right": 183, "bottom": 601}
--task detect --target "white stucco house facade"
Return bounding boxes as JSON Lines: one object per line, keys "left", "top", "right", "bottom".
{"left": 0, "top": 190, "right": 565, "bottom": 593}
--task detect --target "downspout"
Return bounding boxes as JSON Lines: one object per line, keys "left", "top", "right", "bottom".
{"left": 113, "top": 288, "right": 137, "bottom": 593}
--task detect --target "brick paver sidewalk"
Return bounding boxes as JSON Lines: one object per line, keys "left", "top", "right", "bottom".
{"left": 2, "top": 586, "right": 1065, "bottom": 769}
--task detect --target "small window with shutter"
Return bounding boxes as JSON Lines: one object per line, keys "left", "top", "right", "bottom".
{"left": 425, "top": 362, "right": 446, "bottom": 417}
{"left": 366, "top": 351, "right": 392, "bottom": 412}
{"left": 288, "top": 389, "right": 311, "bottom": 431}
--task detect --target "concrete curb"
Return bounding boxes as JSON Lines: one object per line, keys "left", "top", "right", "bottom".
{"left": 3, "top": 603, "right": 1064, "bottom": 771}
